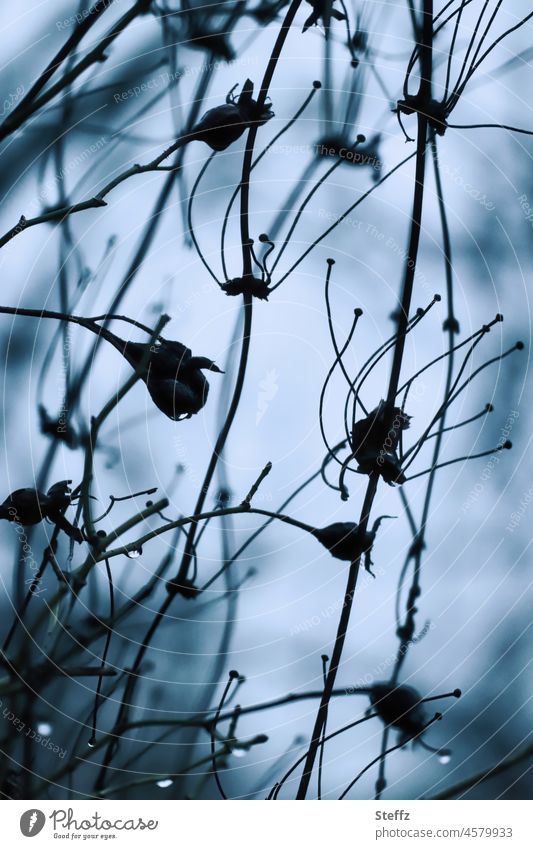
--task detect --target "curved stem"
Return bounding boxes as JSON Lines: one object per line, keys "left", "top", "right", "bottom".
{"left": 239, "top": 0, "right": 303, "bottom": 276}
{"left": 91, "top": 8, "right": 303, "bottom": 786}
{"left": 187, "top": 151, "right": 220, "bottom": 284}
{"left": 393, "top": 133, "right": 457, "bottom": 683}
{"left": 172, "top": 296, "right": 253, "bottom": 588}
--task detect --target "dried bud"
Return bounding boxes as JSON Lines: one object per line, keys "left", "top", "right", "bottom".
{"left": 370, "top": 682, "right": 427, "bottom": 742}
{"left": 191, "top": 79, "right": 274, "bottom": 151}
{"left": 396, "top": 96, "right": 448, "bottom": 136}
{"left": 351, "top": 401, "right": 410, "bottom": 485}
{"left": 98, "top": 331, "right": 224, "bottom": 421}
{"left": 312, "top": 522, "right": 371, "bottom": 561}
{"left": 0, "top": 488, "right": 44, "bottom": 525}
{"left": 311, "top": 515, "right": 393, "bottom": 574}
{"left": 0, "top": 480, "right": 82, "bottom": 542}
{"left": 220, "top": 275, "right": 271, "bottom": 300}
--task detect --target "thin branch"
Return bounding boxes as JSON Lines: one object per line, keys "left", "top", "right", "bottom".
{"left": 430, "top": 740, "right": 533, "bottom": 800}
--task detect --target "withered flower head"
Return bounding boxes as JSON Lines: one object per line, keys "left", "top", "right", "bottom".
{"left": 0, "top": 480, "right": 82, "bottom": 542}
{"left": 312, "top": 515, "right": 393, "bottom": 573}
{"left": 370, "top": 682, "right": 455, "bottom": 760}
{"left": 351, "top": 401, "right": 411, "bottom": 485}
{"left": 396, "top": 96, "right": 448, "bottom": 140}
{"left": 95, "top": 329, "right": 224, "bottom": 421}
{"left": 191, "top": 79, "right": 274, "bottom": 151}
{"left": 221, "top": 275, "right": 271, "bottom": 300}
{"left": 370, "top": 682, "right": 426, "bottom": 742}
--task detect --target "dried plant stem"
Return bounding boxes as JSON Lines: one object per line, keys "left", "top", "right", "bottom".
{"left": 431, "top": 741, "right": 533, "bottom": 800}
{"left": 93, "top": 3, "right": 303, "bottom": 787}
{"left": 0, "top": 137, "right": 188, "bottom": 250}
{"left": 0, "top": 0, "right": 150, "bottom": 142}
{"left": 295, "top": 0, "right": 433, "bottom": 799}
{"left": 1, "top": 0, "right": 118, "bottom": 133}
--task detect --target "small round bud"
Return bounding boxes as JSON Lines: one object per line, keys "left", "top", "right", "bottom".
{"left": 435, "top": 712, "right": 443, "bottom": 721}
{"left": 485, "top": 403, "right": 494, "bottom": 412}
{"left": 229, "top": 669, "right": 239, "bottom": 680}
{"left": 434, "top": 293, "right": 442, "bottom": 302}
{"left": 258, "top": 233, "right": 269, "bottom": 242}
{"left": 516, "top": 340, "right": 524, "bottom": 350}
{"left": 96, "top": 530, "right": 106, "bottom": 538}
{"left": 495, "top": 313, "right": 503, "bottom": 322}
{"left": 356, "top": 133, "right": 366, "bottom": 143}
{"left": 503, "top": 440, "right": 512, "bottom": 449}
{"left": 453, "top": 688, "right": 462, "bottom": 698}
{"left": 313, "top": 80, "right": 322, "bottom": 89}
{"left": 327, "top": 258, "right": 335, "bottom": 266}
{"left": 354, "top": 307, "right": 363, "bottom": 317}
{"left": 443, "top": 316, "right": 460, "bottom": 333}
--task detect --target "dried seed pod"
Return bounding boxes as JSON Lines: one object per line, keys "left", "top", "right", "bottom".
{"left": 312, "top": 515, "right": 393, "bottom": 574}
{"left": 0, "top": 480, "right": 82, "bottom": 542}
{"left": 351, "top": 401, "right": 411, "bottom": 485}
{"left": 89, "top": 329, "right": 223, "bottom": 421}
{"left": 396, "top": 96, "right": 448, "bottom": 141}
{"left": 370, "top": 682, "right": 454, "bottom": 760}
{"left": 190, "top": 79, "right": 274, "bottom": 151}
{"left": 220, "top": 275, "right": 271, "bottom": 300}
{"left": 0, "top": 488, "right": 46, "bottom": 525}
{"left": 370, "top": 682, "right": 427, "bottom": 742}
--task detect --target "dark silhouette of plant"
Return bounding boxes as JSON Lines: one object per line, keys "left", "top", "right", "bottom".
{"left": 0, "top": 481, "right": 82, "bottom": 543}
{"left": 0, "top": 307, "right": 223, "bottom": 421}
{"left": 189, "top": 80, "right": 275, "bottom": 151}
{"left": 369, "top": 682, "right": 458, "bottom": 756}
